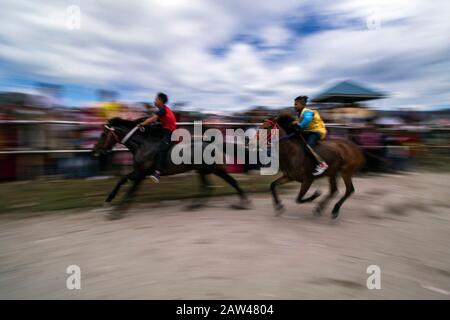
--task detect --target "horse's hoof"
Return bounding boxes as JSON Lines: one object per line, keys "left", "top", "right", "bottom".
{"left": 313, "top": 206, "right": 322, "bottom": 216}
{"left": 274, "top": 203, "right": 285, "bottom": 216}
{"left": 231, "top": 199, "right": 251, "bottom": 210}
{"left": 331, "top": 209, "right": 340, "bottom": 219}
{"left": 311, "top": 190, "right": 322, "bottom": 201}
{"left": 296, "top": 190, "right": 322, "bottom": 204}
{"left": 185, "top": 202, "right": 205, "bottom": 210}
{"left": 116, "top": 199, "right": 132, "bottom": 211}
{"left": 107, "top": 210, "right": 122, "bottom": 220}
{"left": 103, "top": 201, "right": 112, "bottom": 208}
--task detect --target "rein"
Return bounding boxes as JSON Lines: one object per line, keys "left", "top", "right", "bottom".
{"left": 257, "top": 119, "right": 279, "bottom": 143}
{"left": 260, "top": 119, "right": 296, "bottom": 143}
{"left": 278, "top": 132, "right": 296, "bottom": 141}
{"left": 104, "top": 124, "right": 145, "bottom": 145}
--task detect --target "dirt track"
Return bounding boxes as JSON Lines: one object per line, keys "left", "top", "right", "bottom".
{"left": 1, "top": 171, "right": 450, "bottom": 299}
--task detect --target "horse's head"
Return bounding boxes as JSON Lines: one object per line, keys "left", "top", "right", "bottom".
{"left": 258, "top": 117, "right": 280, "bottom": 142}
{"left": 260, "top": 117, "right": 279, "bottom": 130}
{"left": 92, "top": 124, "right": 120, "bottom": 157}
{"left": 93, "top": 117, "right": 159, "bottom": 156}
{"left": 92, "top": 118, "right": 133, "bottom": 156}
{"left": 255, "top": 113, "right": 297, "bottom": 142}
{"left": 246, "top": 117, "right": 281, "bottom": 150}
{"left": 247, "top": 113, "right": 298, "bottom": 151}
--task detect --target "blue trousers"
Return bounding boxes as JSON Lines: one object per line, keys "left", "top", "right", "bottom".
{"left": 304, "top": 132, "right": 321, "bottom": 147}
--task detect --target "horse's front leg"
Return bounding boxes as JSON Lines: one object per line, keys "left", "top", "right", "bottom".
{"left": 295, "top": 177, "right": 315, "bottom": 203}
{"left": 109, "top": 172, "right": 145, "bottom": 219}
{"left": 104, "top": 171, "right": 134, "bottom": 205}
{"left": 270, "top": 174, "right": 290, "bottom": 215}
{"left": 313, "top": 175, "right": 337, "bottom": 216}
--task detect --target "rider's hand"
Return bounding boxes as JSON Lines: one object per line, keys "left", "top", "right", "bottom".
{"left": 291, "top": 120, "right": 299, "bottom": 126}
{"left": 137, "top": 122, "right": 145, "bottom": 127}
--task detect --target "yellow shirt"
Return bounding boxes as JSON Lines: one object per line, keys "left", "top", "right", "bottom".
{"left": 300, "top": 108, "right": 327, "bottom": 139}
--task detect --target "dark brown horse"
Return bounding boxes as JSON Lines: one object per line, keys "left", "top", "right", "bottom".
{"left": 92, "top": 118, "right": 250, "bottom": 218}
{"left": 260, "top": 113, "right": 365, "bottom": 219}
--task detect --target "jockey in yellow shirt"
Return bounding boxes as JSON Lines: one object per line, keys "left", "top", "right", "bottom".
{"left": 292, "top": 95, "right": 329, "bottom": 176}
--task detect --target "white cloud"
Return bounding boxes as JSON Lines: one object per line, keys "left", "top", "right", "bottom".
{"left": 0, "top": 0, "right": 449, "bottom": 110}
{"left": 260, "top": 25, "right": 292, "bottom": 48}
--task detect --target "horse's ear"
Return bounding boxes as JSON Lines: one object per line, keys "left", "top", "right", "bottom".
{"left": 107, "top": 117, "right": 117, "bottom": 126}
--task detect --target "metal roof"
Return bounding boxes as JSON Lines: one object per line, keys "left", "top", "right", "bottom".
{"left": 312, "top": 80, "right": 386, "bottom": 103}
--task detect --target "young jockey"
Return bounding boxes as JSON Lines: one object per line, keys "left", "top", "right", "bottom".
{"left": 138, "top": 92, "right": 177, "bottom": 182}
{"left": 292, "top": 95, "right": 329, "bottom": 176}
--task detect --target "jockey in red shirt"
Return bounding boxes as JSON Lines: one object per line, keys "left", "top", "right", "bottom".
{"left": 138, "top": 92, "right": 177, "bottom": 182}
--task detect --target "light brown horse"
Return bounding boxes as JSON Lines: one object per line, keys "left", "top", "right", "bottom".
{"left": 260, "top": 113, "right": 365, "bottom": 219}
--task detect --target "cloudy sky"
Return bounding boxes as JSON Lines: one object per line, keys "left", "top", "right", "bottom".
{"left": 0, "top": 0, "right": 449, "bottom": 111}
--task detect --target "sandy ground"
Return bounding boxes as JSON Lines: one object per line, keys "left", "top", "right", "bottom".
{"left": 0, "top": 171, "right": 449, "bottom": 299}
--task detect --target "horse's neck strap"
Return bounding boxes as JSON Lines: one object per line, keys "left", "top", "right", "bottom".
{"left": 120, "top": 126, "right": 140, "bottom": 144}
{"left": 104, "top": 125, "right": 143, "bottom": 145}
{"left": 279, "top": 132, "right": 296, "bottom": 141}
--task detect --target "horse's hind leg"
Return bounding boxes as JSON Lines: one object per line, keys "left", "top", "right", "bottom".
{"left": 270, "top": 175, "right": 290, "bottom": 215}
{"left": 331, "top": 173, "right": 354, "bottom": 219}
{"left": 297, "top": 190, "right": 321, "bottom": 203}
{"left": 314, "top": 175, "right": 338, "bottom": 216}
{"left": 295, "top": 178, "right": 317, "bottom": 204}
{"left": 213, "top": 170, "right": 250, "bottom": 209}
{"left": 186, "top": 171, "right": 212, "bottom": 210}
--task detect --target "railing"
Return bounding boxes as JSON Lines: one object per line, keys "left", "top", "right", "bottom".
{"left": 0, "top": 120, "right": 350, "bottom": 126}
{"left": 0, "top": 120, "right": 344, "bottom": 155}
{"left": 0, "top": 120, "right": 449, "bottom": 155}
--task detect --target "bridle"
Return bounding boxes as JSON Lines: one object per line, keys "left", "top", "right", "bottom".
{"left": 103, "top": 124, "right": 145, "bottom": 148}
{"left": 263, "top": 119, "right": 280, "bottom": 130}
{"left": 259, "top": 119, "right": 280, "bottom": 143}
{"left": 259, "top": 118, "right": 296, "bottom": 143}
{"left": 103, "top": 125, "right": 121, "bottom": 146}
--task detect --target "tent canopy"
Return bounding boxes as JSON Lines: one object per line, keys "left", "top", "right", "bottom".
{"left": 312, "top": 80, "right": 386, "bottom": 103}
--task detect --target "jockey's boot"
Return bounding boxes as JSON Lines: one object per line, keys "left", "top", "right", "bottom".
{"left": 149, "top": 170, "right": 161, "bottom": 183}
{"left": 313, "top": 162, "right": 328, "bottom": 176}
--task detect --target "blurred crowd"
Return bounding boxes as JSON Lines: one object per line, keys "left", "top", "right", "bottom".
{"left": 0, "top": 91, "right": 449, "bottom": 181}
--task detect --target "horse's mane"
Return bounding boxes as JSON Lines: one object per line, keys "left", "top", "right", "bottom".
{"left": 107, "top": 117, "right": 141, "bottom": 128}
{"left": 107, "top": 117, "right": 163, "bottom": 139}
{"left": 275, "top": 112, "right": 297, "bottom": 133}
